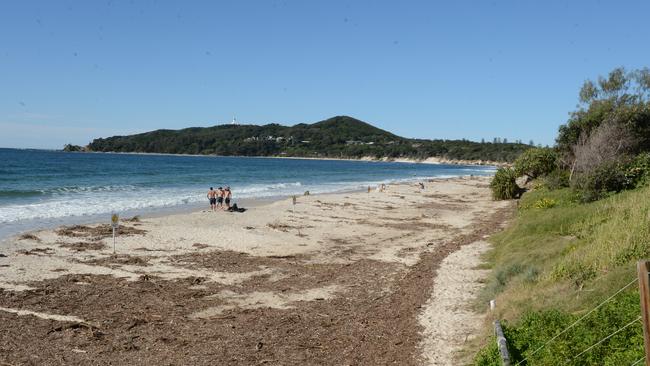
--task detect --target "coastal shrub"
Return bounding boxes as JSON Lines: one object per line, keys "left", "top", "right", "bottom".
{"left": 531, "top": 198, "right": 556, "bottom": 209}
{"left": 572, "top": 153, "right": 650, "bottom": 202}
{"left": 490, "top": 167, "right": 520, "bottom": 200}
{"left": 550, "top": 260, "right": 597, "bottom": 287}
{"left": 513, "top": 148, "right": 557, "bottom": 181}
{"left": 573, "top": 161, "right": 628, "bottom": 201}
{"left": 484, "top": 263, "right": 536, "bottom": 297}
{"left": 624, "top": 152, "right": 650, "bottom": 188}
{"left": 494, "top": 263, "right": 525, "bottom": 288}
{"left": 540, "top": 169, "right": 570, "bottom": 190}
{"left": 473, "top": 341, "right": 502, "bottom": 366}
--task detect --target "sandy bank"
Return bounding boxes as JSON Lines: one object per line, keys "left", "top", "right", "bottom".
{"left": 80, "top": 150, "right": 503, "bottom": 167}
{"left": 0, "top": 176, "right": 512, "bottom": 365}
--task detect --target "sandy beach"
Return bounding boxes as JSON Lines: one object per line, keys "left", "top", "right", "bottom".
{"left": 0, "top": 176, "right": 512, "bottom": 365}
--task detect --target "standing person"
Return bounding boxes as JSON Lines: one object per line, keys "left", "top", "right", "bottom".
{"left": 216, "top": 187, "right": 224, "bottom": 210}
{"left": 207, "top": 187, "right": 217, "bottom": 211}
{"left": 224, "top": 186, "right": 232, "bottom": 210}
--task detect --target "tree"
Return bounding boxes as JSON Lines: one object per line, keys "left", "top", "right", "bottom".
{"left": 513, "top": 148, "right": 557, "bottom": 181}
{"left": 571, "top": 119, "right": 638, "bottom": 181}
{"left": 557, "top": 67, "right": 650, "bottom": 160}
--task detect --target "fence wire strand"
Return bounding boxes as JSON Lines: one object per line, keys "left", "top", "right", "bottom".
{"left": 514, "top": 277, "right": 639, "bottom": 366}
{"left": 631, "top": 356, "right": 645, "bottom": 366}
{"left": 565, "top": 316, "right": 642, "bottom": 365}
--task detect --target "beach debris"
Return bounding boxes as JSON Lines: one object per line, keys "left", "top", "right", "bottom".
{"left": 187, "top": 276, "right": 206, "bottom": 285}
{"left": 0, "top": 253, "right": 6, "bottom": 257}
{"left": 18, "top": 233, "right": 41, "bottom": 242}
{"left": 83, "top": 254, "right": 151, "bottom": 267}
{"left": 304, "top": 191, "right": 310, "bottom": 196}
{"left": 58, "top": 241, "right": 106, "bottom": 251}
{"left": 267, "top": 221, "right": 291, "bottom": 232}
{"left": 122, "top": 335, "right": 141, "bottom": 351}
{"left": 192, "top": 243, "right": 209, "bottom": 249}
{"left": 56, "top": 224, "right": 146, "bottom": 240}
{"left": 256, "top": 341, "right": 264, "bottom": 350}
{"left": 47, "top": 321, "right": 100, "bottom": 334}
{"left": 134, "top": 247, "right": 170, "bottom": 252}
{"left": 268, "top": 255, "right": 296, "bottom": 260}
{"left": 17, "top": 248, "right": 54, "bottom": 256}
{"left": 126, "top": 318, "right": 147, "bottom": 331}
{"left": 267, "top": 221, "right": 314, "bottom": 232}
{"left": 122, "top": 215, "right": 141, "bottom": 223}
{"left": 243, "top": 226, "right": 255, "bottom": 230}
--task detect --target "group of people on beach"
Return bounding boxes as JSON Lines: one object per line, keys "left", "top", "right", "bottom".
{"left": 206, "top": 186, "right": 232, "bottom": 212}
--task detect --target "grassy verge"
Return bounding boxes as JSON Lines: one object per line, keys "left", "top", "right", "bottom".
{"left": 473, "top": 185, "right": 650, "bottom": 365}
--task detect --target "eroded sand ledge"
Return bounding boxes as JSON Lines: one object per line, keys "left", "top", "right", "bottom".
{"left": 0, "top": 176, "right": 511, "bottom": 365}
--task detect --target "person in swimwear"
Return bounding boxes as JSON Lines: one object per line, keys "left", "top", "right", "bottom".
{"left": 224, "top": 186, "right": 232, "bottom": 209}
{"left": 216, "top": 187, "right": 224, "bottom": 209}
{"left": 207, "top": 187, "right": 217, "bottom": 211}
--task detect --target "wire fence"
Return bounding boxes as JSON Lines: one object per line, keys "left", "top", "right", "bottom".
{"left": 631, "top": 356, "right": 645, "bottom": 366}
{"left": 506, "top": 276, "right": 643, "bottom": 366}
{"left": 564, "top": 316, "right": 642, "bottom": 365}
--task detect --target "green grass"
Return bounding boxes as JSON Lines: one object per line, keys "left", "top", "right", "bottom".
{"left": 473, "top": 184, "right": 650, "bottom": 365}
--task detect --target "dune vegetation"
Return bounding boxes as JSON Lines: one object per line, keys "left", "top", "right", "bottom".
{"left": 476, "top": 67, "right": 650, "bottom": 365}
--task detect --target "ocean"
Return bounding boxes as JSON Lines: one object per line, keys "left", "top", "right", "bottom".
{"left": 0, "top": 148, "right": 495, "bottom": 239}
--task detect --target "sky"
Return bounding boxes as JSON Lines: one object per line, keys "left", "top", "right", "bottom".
{"left": 1, "top": 0, "right": 649, "bottom": 149}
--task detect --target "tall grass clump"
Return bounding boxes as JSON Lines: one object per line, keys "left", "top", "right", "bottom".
{"left": 490, "top": 167, "right": 519, "bottom": 200}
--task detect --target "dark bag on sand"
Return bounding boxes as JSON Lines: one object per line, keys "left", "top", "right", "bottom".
{"left": 228, "top": 203, "right": 247, "bottom": 213}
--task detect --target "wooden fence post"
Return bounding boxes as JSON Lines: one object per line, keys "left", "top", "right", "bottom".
{"left": 495, "top": 320, "right": 511, "bottom": 366}
{"left": 637, "top": 260, "right": 650, "bottom": 366}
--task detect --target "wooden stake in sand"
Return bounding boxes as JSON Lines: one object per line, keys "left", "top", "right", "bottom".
{"left": 292, "top": 195, "right": 297, "bottom": 213}
{"left": 111, "top": 213, "right": 119, "bottom": 253}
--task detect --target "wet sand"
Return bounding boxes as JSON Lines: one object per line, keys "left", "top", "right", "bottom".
{"left": 0, "top": 176, "right": 512, "bottom": 365}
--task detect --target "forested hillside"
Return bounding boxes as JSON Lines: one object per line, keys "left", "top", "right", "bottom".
{"left": 87, "top": 116, "right": 530, "bottom": 162}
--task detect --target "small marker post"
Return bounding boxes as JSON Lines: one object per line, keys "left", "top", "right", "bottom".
{"left": 292, "top": 195, "right": 297, "bottom": 213}
{"left": 111, "top": 213, "right": 119, "bottom": 254}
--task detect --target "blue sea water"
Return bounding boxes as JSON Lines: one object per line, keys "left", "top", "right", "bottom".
{"left": 0, "top": 148, "right": 495, "bottom": 239}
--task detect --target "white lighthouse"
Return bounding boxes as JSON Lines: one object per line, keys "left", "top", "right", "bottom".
{"left": 231, "top": 116, "right": 238, "bottom": 125}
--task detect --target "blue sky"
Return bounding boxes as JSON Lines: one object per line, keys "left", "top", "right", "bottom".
{"left": 1, "top": 0, "right": 648, "bottom": 149}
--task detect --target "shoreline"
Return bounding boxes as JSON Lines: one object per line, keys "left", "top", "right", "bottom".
{"left": 0, "top": 176, "right": 510, "bottom": 364}
{"left": 0, "top": 173, "right": 493, "bottom": 244}
{"left": 59, "top": 149, "right": 505, "bottom": 167}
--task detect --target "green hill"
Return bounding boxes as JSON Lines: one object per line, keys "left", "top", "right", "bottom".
{"left": 87, "top": 115, "right": 530, "bottom": 162}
